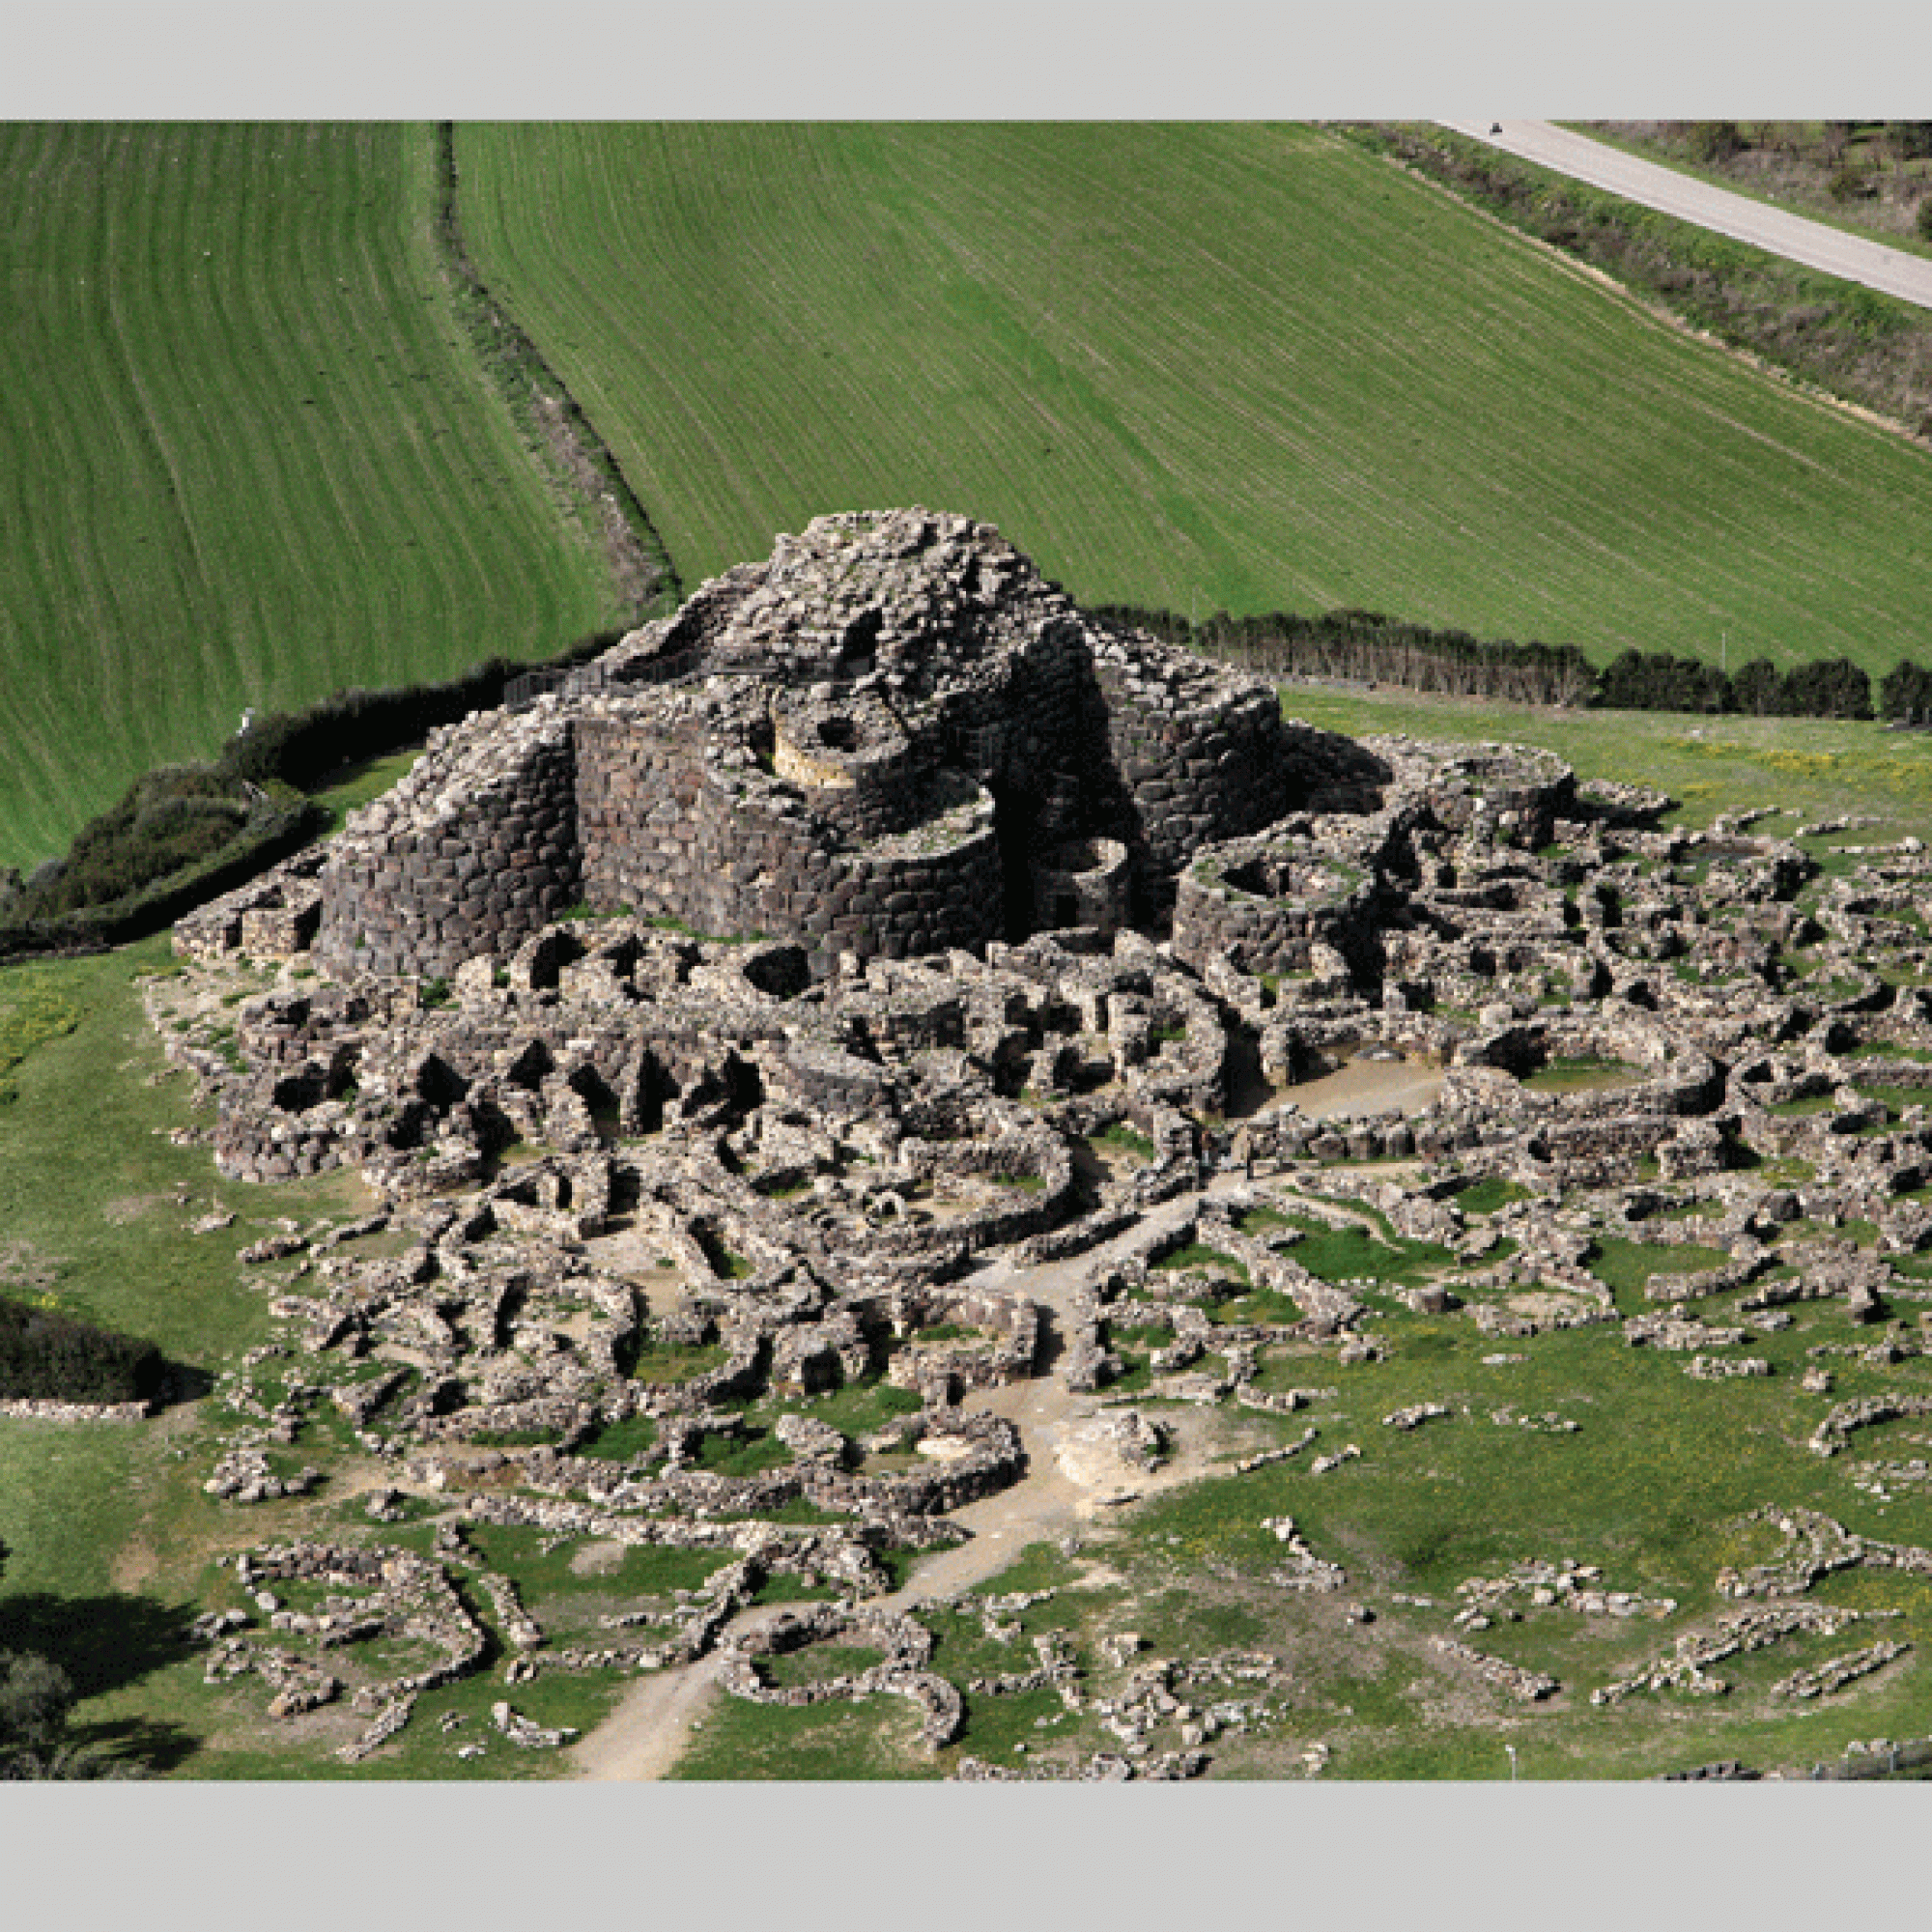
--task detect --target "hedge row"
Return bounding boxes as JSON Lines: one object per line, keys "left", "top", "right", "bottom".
{"left": 0, "top": 794, "right": 325, "bottom": 962}
{"left": 0, "top": 1294, "right": 162, "bottom": 1406}
{"left": 214, "top": 628, "right": 629, "bottom": 792}
{"left": 1598, "top": 649, "right": 1873, "bottom": 719}
{"left": 1095, "top": 602, "right": 1880, "bottom": 721}
{"left": 0, "top": 624, "right": 634, "bottom": 961}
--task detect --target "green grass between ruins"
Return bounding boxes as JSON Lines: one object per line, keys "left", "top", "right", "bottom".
{"left": 1278, "top": 684, "right": 1932, "bottom": 840}
{"left": 456, "top": 122, "right": 1932, "bottom": 679}
{"left": 11, "top": 689, "right": 1932, "bottom": 1776}
{"left": 0, "top": 124, "right": 620, "bottom": 874}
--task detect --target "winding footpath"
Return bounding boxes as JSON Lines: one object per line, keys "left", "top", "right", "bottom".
{"left": 571, "top": 1070, "right": 1443, "bottom": 1781}
{"left": 570, "top": 1179, "right": 1247, "bottom": 1780}
{"left": 1438, "top": 121, "right": 1932, "bottom": 314}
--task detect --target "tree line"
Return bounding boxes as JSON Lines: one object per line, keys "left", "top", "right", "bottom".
{"left": 1094, "top": 602, "right": 1897, "bottom": 722}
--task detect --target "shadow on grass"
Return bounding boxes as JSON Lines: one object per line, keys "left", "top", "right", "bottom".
{"left": 0, "top": 1589, "right": 200, "bottom": 1698}
{"left": 67, "top": 1713, "right": 203, "bottom": 1775}
{"left": 151, "top": 1360, "right": 217, "bottom": 1409}
{"left": 0, "top": 1585, "right": 208, "bottom": 1775}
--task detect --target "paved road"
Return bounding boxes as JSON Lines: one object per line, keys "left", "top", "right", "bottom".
{"left": 1437, "top": 121, "right": 1932, "bottom": 313}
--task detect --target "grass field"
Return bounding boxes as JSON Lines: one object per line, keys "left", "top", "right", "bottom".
{"left": 1275, "top": 680, "right": 1932, "bottom": 836}
{"left": 0, "top": 124, "right": 622, "bottom": 876}
{"left": 458, "top": 122, "right": 1932, "bottom": 681}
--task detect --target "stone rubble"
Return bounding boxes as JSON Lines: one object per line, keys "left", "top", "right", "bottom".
{"left": 1430, "top": 1634, "right": 1560, "bottom": 1702}
{"left": 1771, "top": 1638, "right": 1911, "bottom": 1701}
{"left": 128, "top": 510, "right": 1932, "bottom": 1774}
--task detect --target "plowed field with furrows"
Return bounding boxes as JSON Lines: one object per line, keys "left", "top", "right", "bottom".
{"left": 457, "top": 122, "right": 1932, "bottom": 677}
{"left": 0, "top": 124, "right": 617, "bottom": 873}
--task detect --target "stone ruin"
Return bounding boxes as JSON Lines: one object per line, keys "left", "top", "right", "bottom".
{"left": 146, "top": 512, "right": 1932, "bottom": 1777}
{"left": 292, "top": 507, "right": 1371, "bottom": 982}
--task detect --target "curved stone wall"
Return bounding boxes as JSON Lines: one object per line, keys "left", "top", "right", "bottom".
{"left": 1171, "top": 830, "right": 1378, "bottom": 979}
{"left": 311, "top": 511, "right": 1345, "bottom": 980}
{"left": 316, "top": 716, "right": 580, "bottom": 980}
{"left": 1029, "top": 837, "right": 1131, "bottom": 934}
{"left": 1089, "top": 638, "right": 1298, "bottom": 913}
{"left": 769, "top": 686, "right": 927, "bottom": 843}
{"left": 1375, "top": 740, "right": 1576, "bottom": 847}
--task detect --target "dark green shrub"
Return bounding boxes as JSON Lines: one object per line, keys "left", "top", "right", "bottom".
{"left": 1731, "top": 658, "right": 1788, "bottom": 716}
{"left": 215, "top": 629, "right": 629, "bottom": 792}
{"left": 1685, "top": 121, "right": 1744, "bottom": 165}
{"left": 0, "top": 1294, "right": 163, "bottom": 1406}
{"left": 8, "top": 767, "right": 261, "bottom": 921}
{"left": 1881, "top": 658, "right": 1932, "bottom": 723}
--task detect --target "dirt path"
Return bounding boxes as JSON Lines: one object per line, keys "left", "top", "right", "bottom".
{"left": 1439, "top": 121, "right": 1932, "bottom": 313}
{"left": 1285, "top": 1058, "right": 1446, "bottom": 1121}
{"left": 571, "top": 1648, "right": 732, "bottom": 1781}
{"left": 571, "top": 1163, "right": 1353, "bottom": 1780}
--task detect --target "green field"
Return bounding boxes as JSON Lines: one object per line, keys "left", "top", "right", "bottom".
{"left": 0, "top": 124, "right": 621, "bottom": 875}
{"left": 1276, "top": 680, "right": 1932, "bottom": 834}
{"left": 458, "top": 122, "right": 1932, "bottom": 679}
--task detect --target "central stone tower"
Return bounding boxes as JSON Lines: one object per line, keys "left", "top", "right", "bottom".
{"left": 314, "top": 509, "right": 1309, "bottom": 980}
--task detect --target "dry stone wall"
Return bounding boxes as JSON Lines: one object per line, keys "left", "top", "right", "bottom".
{"left": 316, "top": 719, "right": 581, "bottom": 980}
{"left": 299, "top": 510, "right": 1350, "bottom": 980}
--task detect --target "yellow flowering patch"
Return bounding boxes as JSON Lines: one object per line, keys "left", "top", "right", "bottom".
{"left": 0, "top": 968, "right": 85, "bottom": 1099}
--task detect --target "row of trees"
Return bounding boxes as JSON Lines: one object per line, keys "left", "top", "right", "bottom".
{"left": 1597, "top": 649, "right": 1875, "bottom": 719}
{"left": 1097, "top": 603, "right": 1889, "bottom": 722}
{"left": 1094, "top": 605, "right": 1597, "bottom": 708}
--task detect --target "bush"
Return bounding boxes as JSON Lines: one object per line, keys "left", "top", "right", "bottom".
{"left": 0, "top": 1650, "right": 141, "bottom": 1779}
{"left": 215, "top": 627, "right": 630, "bottom": 792}
{"left": 0, "top": 793, "right": 326, "bottom": 962}
{"left": 1730, "top": 657, "right": 1789, "bottom": 716}
{"left": 5, "top": 766, "right": 267, "bottom": 922}
{"left": 1880, "top": 658, "right": 1932, "bottom": 723}
{"left": 1917, "top": 197, "right": 1932, "bottom": 245}
{"left": 0, "top": 1293, "right": 163, "bottom": 1406}
{"left": 1781, "top": 656, "right": 1873, "bottom": 720}
{"left": 1685, "top": 122, "right": 1745, "bottom": 165}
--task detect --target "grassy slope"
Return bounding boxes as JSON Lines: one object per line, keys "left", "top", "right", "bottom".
{"left": 0, "top": 938, "right": 330, "bottom": 1775}
{"left": 0, "top": 935, "right": 617, "bottom": 1778}
{"left": 459, "top": 122, "right": 1932, "bottom": 679}
{"left": 0, "top": 124, "right": 619, "bottom": 876}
